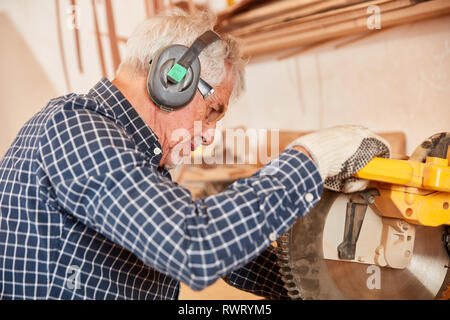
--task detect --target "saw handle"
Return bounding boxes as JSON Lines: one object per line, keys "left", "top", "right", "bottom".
{"left": 355, "top": 156, "right": 450, "bottom": 192}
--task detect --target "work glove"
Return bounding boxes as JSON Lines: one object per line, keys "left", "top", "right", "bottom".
{"left": 288, "top": 125, "right": 391, "bottom": 193}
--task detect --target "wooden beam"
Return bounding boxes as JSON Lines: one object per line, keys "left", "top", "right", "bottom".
{"left": 70, "top": 0, "right": 83, "bottom": 73}
{"left": 233, "top": 0, "right": 392, "bottom": 37}
{"left": 226, "top": 0, "right": 364, "bottom": 34}
{"left": 216, "top": 0, "right": 262, "bottom": 24}
{"left": 104, "top": 0, "right": 121, "bottom": 72}
{"left": 54, "top": 0, "right": 71, "bottom": 92}
{"left": 92, "top": 0, "right": 107, "bottom": 77}
{"left": 334, "top": 26, "right": 391, "bottom": 48}
{"left": 100, "top": 32, "right": 127, "bottom": 43}
{"left": 144, "top": 0, "right": 155, "bottom": 18}
{"left": 242, "top": 0, "right": 412, "bottom": 44}
{"left": 187, "top": 0, "right": 195, "bottom": 13}
{"left": 226, "top": 0, "right": 325, "bottom": 26}
{"left": 243, "top": 0, "right": 450, "bottom": 57}
{"left": 154, "top": 0, "right": 163, "bottom": 14}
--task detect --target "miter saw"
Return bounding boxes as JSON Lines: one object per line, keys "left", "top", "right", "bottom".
{"left": 277, "top": 132, "right": 450, "bottom": 300}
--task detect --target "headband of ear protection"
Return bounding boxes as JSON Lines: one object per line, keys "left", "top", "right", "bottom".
{"left": 147, "top": 30, "right": 221, "bottom": 112}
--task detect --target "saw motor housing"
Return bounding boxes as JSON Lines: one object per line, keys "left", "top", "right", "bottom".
{"left": 322, "top": 152, "right": 449, "bottom": 271}
{"left": 356, "top": 154, "right": 450, "bottom": 226}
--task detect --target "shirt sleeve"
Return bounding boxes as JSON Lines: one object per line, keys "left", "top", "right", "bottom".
{"left": 38, "top": 105, "right": 323, "bottom": 291}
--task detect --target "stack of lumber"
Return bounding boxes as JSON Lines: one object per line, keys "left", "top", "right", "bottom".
{"left": 215, "top": 0, "right": 450, "bottom": 58}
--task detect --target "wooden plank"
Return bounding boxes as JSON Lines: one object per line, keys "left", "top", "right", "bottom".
{"left": 187, "top": 0, "right": 195, "bottom": 13}
{"left": 104, "top": 0, "right": 121, "bottom": 72}
{"left": 70, "top": 0, "right": 83, "bottom": 73}
{"left": 226, "top": 0, "right": 325, "bottom": 26}
{"left": 154, "top": 0, "right": 164, "bottom": 14}
{"left": 242, "top": 0, "right": 411, "bottom": 44}
{"left": 226, "top": 0, "right": 364, "bottom": 34}
{"left": 243, "top": 0, "right": 450, "bottom": 57}
{"left": 181, "top": 165, "right": 259, "bottom": 182}
{"left": 233, "top": 0, "right": 391, "bottom": 37}
{"left": 54, "top": 0, "right": 71, "bottom": 92}
{"left": 144, "top": 0, "right": 155, "bottom": 18}
{"left": 217, "top": 0, "right": 265, "bottom": 23}
{"left": 91, "top": 0, "right": 107, "bottom": 77}
{"left": 334, "top": 26, "right": 392, "bottom": 48}
{"left": 100, "top": 33, "right": 127, "bottom": 43}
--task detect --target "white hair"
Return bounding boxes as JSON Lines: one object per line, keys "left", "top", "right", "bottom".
{"left": 118, "top": 9, "right": 246, "bottom": 101}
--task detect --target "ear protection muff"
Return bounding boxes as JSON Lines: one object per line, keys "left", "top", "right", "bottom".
{"left": 147, "top": 30, "right": 221, "bottom": 112}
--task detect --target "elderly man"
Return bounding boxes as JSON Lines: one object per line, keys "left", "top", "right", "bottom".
{"left": 0, "top": 11, "right": 389, "bottom": 299}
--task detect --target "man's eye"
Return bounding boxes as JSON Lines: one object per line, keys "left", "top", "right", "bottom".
{"left": 205, "top": 103, "right": 226, "bottom": 122}
{"left": 209, "top": 104, "right": 219, "bottom": 111}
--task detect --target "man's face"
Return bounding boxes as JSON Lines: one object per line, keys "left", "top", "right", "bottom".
{"left": 162, "top": 65, "right": 234, "bottom": 169}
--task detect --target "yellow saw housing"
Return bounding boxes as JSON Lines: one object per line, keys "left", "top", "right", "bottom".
{"left": 355, "top": 154, "right": 450, "bottom": 227}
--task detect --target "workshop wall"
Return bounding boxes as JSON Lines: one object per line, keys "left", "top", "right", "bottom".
{"left": 221, "top": 14, "right": 450, "bottom": 154}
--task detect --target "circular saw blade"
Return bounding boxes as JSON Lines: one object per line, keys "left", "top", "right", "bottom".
{"left": 277, "top": 190, "right": 450, "bottom": 300}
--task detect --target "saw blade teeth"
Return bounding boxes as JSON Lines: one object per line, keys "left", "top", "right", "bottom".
{"left": 277, "top": 262, "right": 289, "bottom": 269}
{"left": 286, "top": 289, "right": 301, "bottom": 299}
{"left": 280, "top": 272, "right": 294, "bottom": 281}
{"left": 278, "top": 258, "right": 289, "bottom": 263}
{"left": 276, "top": 253, "right": 289, "bottom": 262}
{"left": 283, "top": 281, "right": 295, "bottom": 287}
{"left": 279, "top": 267, "right": 292, "bottom": 275}
{"left": 275, "top": 229, "right": 305, "bottom": 300}
{"left": 281, "top": 276, "right": 294, "bottom": 284}
{"left": 277, "top": 261, "right": 289, "bottom": 271}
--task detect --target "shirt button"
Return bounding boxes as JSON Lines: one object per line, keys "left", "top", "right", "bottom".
{"left": 153, "top": 147, "right": 161, "bottom": 155}
{"left": 269, "top": 232, "right": 277, "bottom": 241}
{"left": 305, "top": 193, "right": 314, "bottom": 203}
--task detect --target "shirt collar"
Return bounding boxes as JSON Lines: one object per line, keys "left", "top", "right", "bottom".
{"left": 88, "top": 78, "right": 163, "bottom": 167}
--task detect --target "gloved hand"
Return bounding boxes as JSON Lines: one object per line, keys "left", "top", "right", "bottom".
{"left": 288, "top": 125, "right": 391, "bottom": 193}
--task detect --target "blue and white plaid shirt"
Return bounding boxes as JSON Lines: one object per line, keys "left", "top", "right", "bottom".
{"left": 0, "top": 78, "right": 323, "bottom": 300}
